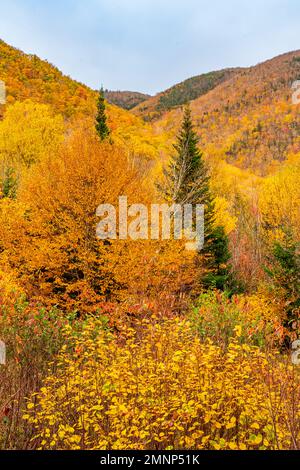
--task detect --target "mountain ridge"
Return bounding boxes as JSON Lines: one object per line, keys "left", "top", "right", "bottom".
{"left": 1, "top": 38, "right": 300, "bottom": 175}
{"left": 104, "top": 90, "right": 151, "bottom": 110}
{"left": 132, "top": 67, "right": 244, "bottom": 120}
{"left": 154, "top": 49, "right": 300, "bottom": 175}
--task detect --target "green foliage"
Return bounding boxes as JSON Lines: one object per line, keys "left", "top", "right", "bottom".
{"left": 201, "top": 225, "right": 241, "bottom": 294}
{"left": 160, "top": 105, "right": 213, "bottom": 209}
{"left": 190, "top": 291, "right": 243, "bottom": 349}
{"left": 1, "top": 167, "right": 17, "bottom": 199}
{"left": 95, "top": 88, "right": 110, "bottom": 141}
{"left": 189, "top": 291, "right": 273, "bottom": 349}
{"left": 157, "top": 70, "right": 238, "bottom": 111}
{"left": 266, "top": 233, "right": 300, "bottom": 329}
{"left": 159, "top": 105, "right": 234, "bottom": 292}
{"left": 0, "top": 297, "right": 78, "bottom": 366}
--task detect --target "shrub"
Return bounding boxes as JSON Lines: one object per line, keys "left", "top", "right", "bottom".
{"left": 24, "top": 316, "right": 300, "bottom": 450}
{"left": 189, "top": 290, "right": 283, "bottom": 349}
{"left": 0, "top": 295, "right": 78, "bottom": 449}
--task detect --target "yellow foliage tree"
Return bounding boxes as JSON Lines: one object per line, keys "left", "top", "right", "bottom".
{"left": 0, "top": 100, "right": 65, "bottom": 172}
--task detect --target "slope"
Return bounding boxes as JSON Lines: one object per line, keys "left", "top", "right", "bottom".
{"left": 0, "top": 39, "right": 169, "bottom": 161}
{"left": 104, "top": 90, "right": 151, "bottom": 110}
{"left": 155, "top": 51, "right": 300, "bottom": 175}
{"left": 132, "top": 68, "right": 243, "bottom": 120}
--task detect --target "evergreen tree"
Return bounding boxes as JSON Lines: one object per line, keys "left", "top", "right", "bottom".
{"left": 95, "top": 87, "right": 110, "bottom": 141}
{"left": 201, "top": 225, "right": 232, "bottom": 291}
{"left": 2, "top": 167, "right": 17, "bottom": 199}
{"left": 266, "top": 232, "right": 300, "bottom": 332}
{"left": 159, "top": 104, "right": 234, "bottom": 292}
{"left": 160, "top": 105, "right": 212, "bottom": 208}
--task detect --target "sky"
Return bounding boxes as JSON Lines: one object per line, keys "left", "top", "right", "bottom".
{"left": 0, "top": 0, "right": 299, "bottom": 94}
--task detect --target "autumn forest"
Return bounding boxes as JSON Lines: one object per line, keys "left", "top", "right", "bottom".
{"left": 0, "top": 36, "right": 300, "bottom": 453}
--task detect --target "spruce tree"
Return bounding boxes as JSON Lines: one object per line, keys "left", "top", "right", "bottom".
{"left": 159, "top": 104, "right": 234, "bottom": 292}
{"left": 201, "top": 225, "right": 232, "bottom": 291}
{"left": 161, "top": 105, "right": 212, "bottom": 208}
{"left": 266, "top": 232, "right": 300, "bottom": 333}
{"left": 95, "top": 87, "right": 110, "bottom": 141}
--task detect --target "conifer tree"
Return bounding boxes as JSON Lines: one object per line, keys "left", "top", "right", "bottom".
{"left": 266, "top": 232, "right": 300, "bottom": 332}
{"left": 159, "top": 104, "right": 234, "bottom": 292}
{"left": 95, "top": 87, "right": 110, "bottom": 141}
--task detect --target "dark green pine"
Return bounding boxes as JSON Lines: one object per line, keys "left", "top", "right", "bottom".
{"left": 95, "top": 87, "right": 110, "bottom": 141}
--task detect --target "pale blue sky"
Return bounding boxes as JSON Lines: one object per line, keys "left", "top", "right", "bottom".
{"left": 0, "top": 0, "right": 299, "bottom": 94}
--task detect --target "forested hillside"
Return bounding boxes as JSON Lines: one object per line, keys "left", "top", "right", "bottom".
{"left": 155, "top": 51, "right": 300, "bottom": 175}
{"left": 104, "top": 90, "right": 151, "bottom": 110}
{"left": 0, "top": 40, "right": 168, "bottom": 161}
{"left": 132, "top": 68, "right": 242, "bottom": 120}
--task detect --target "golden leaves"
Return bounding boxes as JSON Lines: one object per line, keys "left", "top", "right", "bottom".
{"left": 23, "top": 316, "right": 300, "bottom": 450}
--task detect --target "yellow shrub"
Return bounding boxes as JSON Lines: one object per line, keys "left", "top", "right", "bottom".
{"left": 0, "top": 100, "right": 65, "bottom": 169}
{"left": 24, "top": 317, "right": 300, "bottom": 450}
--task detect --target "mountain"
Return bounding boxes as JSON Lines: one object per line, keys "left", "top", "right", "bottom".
{"left": 0, "top": 39, "right": 96, "bottom": 118}
{"left": 0, "top": 39, "right": 168, "bottom": 161}
{"left": 132, "top": 68, "right": 243, "bottom": 120}
{"left": 0, "top": 39, "right": 147, "bottom": 122}
{"left": 1, "top": 38, "right": 300, "bottom": 176}
{"left": 154, "top": 51, "right": 300, "bottom": 175}
{"left": 104, "top": 90, "right": 151, "bottom": 110}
